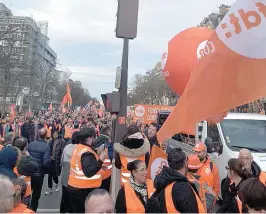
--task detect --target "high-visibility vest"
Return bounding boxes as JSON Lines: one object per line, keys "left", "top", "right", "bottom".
{"left": 0, "top": 144, "right": 3, "bottom": 151}
{"left": 14, "top": 167, "right": 31, "bottom": 198}
{"left": 68, "top": 144, "right": 102, "bottom": 188}
{"left": 8, "top": 203, "right": 34, "bottom": 213}
{"left": 124, "top": 179, "right": 155, "bottom": 213}
{"left": 56, "top": 124, "right": 62, "bottom": 131}
{"left": 197, "top": 161, "right": 215, "bottom": 194}
{"left": 64, "top": 124, "right": 73, "bottom": 139}
{"left": 99, "top": 154, "right": 112, "bottom": 180}
{"left": 44, "top": 124, "right": 52, "bottom": 138}
{"left": 165, "top": 182, "right": 206, "bottom": 213}
{"left": 120, "top": 155, "right": 145, "bottom": 183}
{"left": 236, "top": 195, "right": 242, "bottom": 214}
{"left": 259, "top": 171, "right": 266, "bottom": 185}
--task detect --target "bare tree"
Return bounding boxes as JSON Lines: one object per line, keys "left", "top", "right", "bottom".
{"left": 128, "top": 62, "right": 178, "bottom": 106}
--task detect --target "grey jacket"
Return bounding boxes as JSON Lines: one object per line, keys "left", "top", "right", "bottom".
{"left": 61, "top": 144, "right": 76, "bottom": 187}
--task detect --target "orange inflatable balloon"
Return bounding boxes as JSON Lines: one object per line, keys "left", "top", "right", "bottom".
{"left": 161, "top": 27, "right": 213, "bottom": 96}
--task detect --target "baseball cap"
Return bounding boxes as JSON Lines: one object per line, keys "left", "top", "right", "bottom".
{"left": 187, "top": 154, "right": 201, "bottom": 170}
{"left": 192, "top": 142, "right": 207, "bottom": 152}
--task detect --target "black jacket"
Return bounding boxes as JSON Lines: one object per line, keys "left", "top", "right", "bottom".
{"left": 67, "top": 143, "right": 103, "bottom": 192}
{"left": 21, "top": 122, "right": 32, "bottom": 138}
{"left": 144, "top": 129, "right": 159, "bottom": 148}
{"left": 114, "top": 133, "right": 150, "bottom": 169}
{"left": 217, "top": 180, "right": 248, "bottom": 213}
{"left": 28, "top": 139, "right": 51, "bottom": 176}
{"left": 17, "top": 155, "right": 38, "bottom": 177}
{"left": 221, "top": 161, "right": 262, "bottom": 200}
{"left": 49, "top": 139, "right": 66, "bottom": 176}
{"left": 115, "top": 185, "right": 146, "bottom": 213}
{"left": 146, "top": 166, "right": 200, "bottom": 213}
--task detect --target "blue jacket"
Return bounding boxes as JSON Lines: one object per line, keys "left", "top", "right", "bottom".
{"left": 28, "top": 139, "right": 51, "bottom": 177}
{"left": 0, "top": 147, "right": 18, "bottom": 179}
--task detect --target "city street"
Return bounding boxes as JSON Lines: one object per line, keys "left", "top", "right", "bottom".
{"left": 37, "top": 175, "right": 61, "bottom": 213}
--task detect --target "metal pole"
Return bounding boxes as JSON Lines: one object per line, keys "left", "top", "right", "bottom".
{"left": 111, "top": 38, "right": 129, "bottom": 201}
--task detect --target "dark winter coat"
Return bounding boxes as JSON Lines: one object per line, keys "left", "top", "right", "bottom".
{"left": 0, "top": 147, "right": 18, "bottom": 178}
{"left": 221, "top": 161, "right": 262, "bottom": 200}
{"left": 21, "top": 122, "right": 32, "bottom": 138}
{"left": 17, "top": 155, "right": 38, "bottom": 177}
{"left": 114, "top": 132, "right": 150, "bottom": 169}
{"left": 145, "top": 166, "right": 200, "bottom": 213}
{"left": 49, "top": 139, "right": 66, "bottom": 176}
{"left": 217, "top": 180, "right": 248, "bottom": 213}
{"left": 28, "top": 139, "right": 51, "bottom": 176}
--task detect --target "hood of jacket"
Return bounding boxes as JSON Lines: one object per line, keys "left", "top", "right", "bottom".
{"left": 114, "top": 132, "right": 150, "bottom": 158}
{"left": 154, "top": 166, "right": 189, "bottom": 191}
{"left": 0, "top": 147, "right": 18, "bottom": 178}
{"left": 251, "top": 161, "right": 262, "bottom": 177}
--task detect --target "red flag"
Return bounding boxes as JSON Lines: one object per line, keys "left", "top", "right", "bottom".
{"left": 157, "top": 0, "right": 266, "bottom": 143}
{"left": 10, "top": 104, "right": 17, "bottom": 122}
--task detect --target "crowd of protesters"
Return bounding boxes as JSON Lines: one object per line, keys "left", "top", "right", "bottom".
{"left": 0, "top": 107, "right": 266, "bottom": 213}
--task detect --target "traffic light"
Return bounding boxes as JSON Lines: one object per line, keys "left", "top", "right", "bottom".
{"left": 116, "top": 0, "right": 139, "bottom": 39}
{"left": 101, "top": 92, "right": 120, "bottom": 113}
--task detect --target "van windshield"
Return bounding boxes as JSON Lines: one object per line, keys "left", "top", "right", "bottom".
{"left": 220, "top": 119, "right": 266, "bottom": 152}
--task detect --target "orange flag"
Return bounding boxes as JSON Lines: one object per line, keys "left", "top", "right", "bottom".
{"left": 148, "top": 146, "right": 168, "bottom": 181}
{"left": 10, "top": 104, "right": 17, "bottom": 122}
{"left": 49, "top": 103, "right": 53, "bottom": 113}
{"left": 157, "top": 0, "right": 266, "bottom": 143}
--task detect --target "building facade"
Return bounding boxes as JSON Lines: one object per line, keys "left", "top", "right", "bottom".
{"left": 0, "top": 3, "right": 57, "bottom": 67}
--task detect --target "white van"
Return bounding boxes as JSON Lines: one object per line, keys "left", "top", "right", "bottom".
{"left": 200, "top": 113, "right": 266, "bottom": 180}
{"left": 167, "top": 113, "right": 266, "bottom": 181}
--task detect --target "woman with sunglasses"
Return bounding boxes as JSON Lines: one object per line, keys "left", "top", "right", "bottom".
{"left": 115, "top": 160, "right": 155, "bottom": 213}
{"left": 217, "top": 158, "right": 251, "bottom": 213}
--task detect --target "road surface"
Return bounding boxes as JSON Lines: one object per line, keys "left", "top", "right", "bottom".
{"left": 37, "top": 175, "right": 61, "bottom": 213}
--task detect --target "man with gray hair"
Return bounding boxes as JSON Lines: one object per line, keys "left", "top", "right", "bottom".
{"left": 4, "top": 132, "right": 15, "bottom": 147}
{"left": 85, "top": 189, "right": 114, "bottom": 213}
{"left": 0, "top": 174, "right": 15, "bottom": 213}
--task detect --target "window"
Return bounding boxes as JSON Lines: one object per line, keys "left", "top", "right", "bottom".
{"left": 207, "top": 123, "right": 221, "bottom": 143}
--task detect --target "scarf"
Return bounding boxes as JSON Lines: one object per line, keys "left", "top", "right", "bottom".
{"left": 129, "top": 176, "right": 147, "bottom": 201}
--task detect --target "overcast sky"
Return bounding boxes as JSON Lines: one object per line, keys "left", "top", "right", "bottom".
{"left": 4, "top": 0, "right": 234, "bottom": 99}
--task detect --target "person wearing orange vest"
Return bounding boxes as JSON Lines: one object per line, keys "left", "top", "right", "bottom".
{"left": 217, "top": 158, "right": 250, "bottom": 213}
{"left": 64, "top": 118, "right": 73, "bottom": 142}
{"left": 13, "top": 137, "right": 38, "bottom": 207}
{"left": 221, "top": 148, "right": 266, "bottom": 200}
{"left": 239, "top": 178, "right": 266, "bottom": 213}
{"left": 67, "top": 127, "right": 107, "bottom": 213}
{"left": 93, "top": 125, "right": 113, "bottom": 192}
{"left": 9, "top": 177, "right": 35, "bottom": 213}
{"left": 44, "top": 121, "right": 52, "bottom": 139}
{"left": 145, "top": 148, "right": 205, "bottom": 213}
{"left": 115, "top": 160, "right": 155, "bottom": 213}
{"left": 192, "top": 142, "right": 221, "bottom": 197}
{"left": 187, "top": 154, "right": 217, "bottom": 212}
{"left": 114, "top": 125, "right": 150, "bottom": 184}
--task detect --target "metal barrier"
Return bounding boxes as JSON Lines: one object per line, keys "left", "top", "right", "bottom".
{"left": 166, "top": 138, "right": 194, "bottom": 156}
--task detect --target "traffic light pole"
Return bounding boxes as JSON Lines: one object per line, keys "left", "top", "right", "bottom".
{"left": 111, "top": 38, "right": 129, "bottom": 201}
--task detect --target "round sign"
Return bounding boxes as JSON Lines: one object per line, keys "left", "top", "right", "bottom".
{"left": 135, "top": 105, "right": 145, "bottom": 118}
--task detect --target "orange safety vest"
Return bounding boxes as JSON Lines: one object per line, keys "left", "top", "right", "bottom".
{"left": 8, "top": 203, "right": 35, "bottom": 213}
{"left": 14, "top": 167, "right": 31, "bottom": 198}
{"left": 197, "top": 160, "right": 215, "bottom": 193}
{"left": 259, "top": 171, "right": 266, "bottom": 185}
{"left": 124, "top": 179, "right": 155, "bottom": 213}
{"left": 120, "top": 155, "right": 145, "bottom": 183}
{"left": 56, "top": 123, "right": 62, "bottom": 131}
{"left": 165, "top": 182, "right": 206, "bottom": 213}
{"left": 99, "top": 154, "right": 112, "bottom": 180}
{"left": 44, "top": 124, "right": 52, "bottom": 138}
{"left": 64, "top": 124, "right": 73, "bottom": 139}
{"left": 236, "top": 195, "right": 243, "bottom": 214}
{"left": 0, "top": 144, "right": 3, "bottom": 151}
{"left": 68, "top": 144, "right": 102, "bottom": 188}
